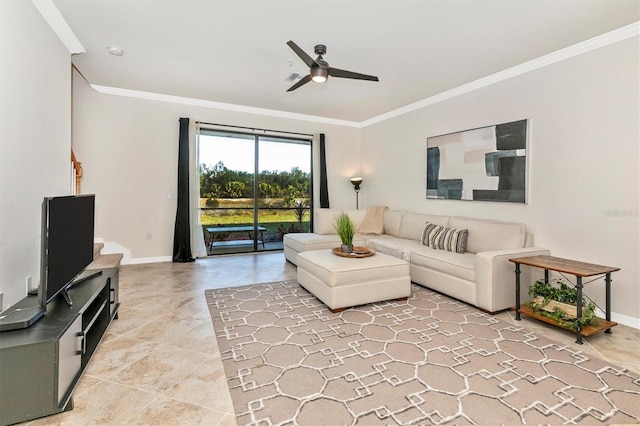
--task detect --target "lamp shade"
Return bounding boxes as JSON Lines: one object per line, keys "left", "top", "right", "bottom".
{"left": 350, "top": 177, "right": 363, "bottom": 191}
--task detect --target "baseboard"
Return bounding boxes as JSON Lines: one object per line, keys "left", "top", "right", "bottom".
{"left": 123, "top": 256, "right": 173, "bottom": 265}
{"left": 611, "top": 312, "right": 640, "bottom": 330}
{"left": 596, "top": 307, "right": 639, "bottom": 330}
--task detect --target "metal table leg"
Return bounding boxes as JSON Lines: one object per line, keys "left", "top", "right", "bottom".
{"left": 605, "top": 272, "right": 612, "bottom": 334}
{"left": 515, "top": 263, "right": 521, "bottom": 321}
{"left": 575, "top": 276, "right": 583, "bottom": 345}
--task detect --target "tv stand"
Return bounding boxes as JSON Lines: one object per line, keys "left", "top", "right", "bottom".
{"left": 61, "top": 270, "right": 105, "bottom": 307}
{"left": 0, "top": 267, "right": 119, "bottom": 425}
{"left": 71, "top": 269, "right": 103, "bottom": 288}
{"left": 61, "top": 288, "right": 73, "bottom": 306}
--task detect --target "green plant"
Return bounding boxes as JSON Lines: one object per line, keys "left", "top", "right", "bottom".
{"left": 334, "top": 212, "right": 355, "bottom": 246}
{"left": 528, "top": 279, "right": 598, "bottom": 330}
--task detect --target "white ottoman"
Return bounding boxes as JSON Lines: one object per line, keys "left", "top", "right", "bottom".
{"left": 296, "top": 249, "right": 411, "bottom": 312}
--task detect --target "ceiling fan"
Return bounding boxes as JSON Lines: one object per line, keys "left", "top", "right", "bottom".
{"left": 286, "top": 40, "right": 379, "bottom": 92}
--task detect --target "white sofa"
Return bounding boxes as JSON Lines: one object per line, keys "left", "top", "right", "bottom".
{"left": 283, "top": 208, "right": 549, "bottom": 313}
{"left": 283, "top": 209, "right": 368, "bottom": 264}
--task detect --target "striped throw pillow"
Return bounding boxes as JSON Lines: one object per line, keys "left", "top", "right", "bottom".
{"left": 421, "top": 222, "right": 469, "bottom": 253}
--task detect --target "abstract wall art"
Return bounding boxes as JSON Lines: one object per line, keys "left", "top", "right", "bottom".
{"left": 426, "top": 119, "right": 528, "bottom": 203}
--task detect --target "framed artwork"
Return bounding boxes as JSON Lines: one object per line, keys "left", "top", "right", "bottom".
{"left": 426, "top": 119, "right": 528, "bottom": 203}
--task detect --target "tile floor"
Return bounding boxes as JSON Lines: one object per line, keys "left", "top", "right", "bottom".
{"left": 23, "top": 251, "right": 640, "bottom": 425}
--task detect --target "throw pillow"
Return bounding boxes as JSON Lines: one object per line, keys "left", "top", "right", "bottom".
{"left": 358, "top": 206, "right": 387, "bottom": 235}
{"left": 421, "top": 222, "right": 468, "bottom": 253}
{"left": 383, "top": 210, "right": 403, "bottom": 236}
{"left": 315, "top": 209, "right": 340, "bottom": 235}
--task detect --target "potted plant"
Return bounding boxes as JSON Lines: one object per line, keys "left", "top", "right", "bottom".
{"left": 527, "top": 278, "right": 598, "bottom": 331}
{"left": 334, "top": 212, "right": 355, "bottom": 253}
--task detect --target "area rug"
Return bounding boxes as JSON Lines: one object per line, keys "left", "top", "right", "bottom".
{"left": 205, "top": 281, "right": 640, "bottom": 425}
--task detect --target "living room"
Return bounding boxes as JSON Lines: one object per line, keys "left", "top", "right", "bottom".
{"left": 1, "top": 1, "right": 639, "bottom": 425}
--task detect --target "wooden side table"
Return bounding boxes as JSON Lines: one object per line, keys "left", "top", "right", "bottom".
{"left": 509, "top": 255, "right": 619, "bottom": 344}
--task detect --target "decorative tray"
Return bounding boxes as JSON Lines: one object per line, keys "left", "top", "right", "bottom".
{"left": 332, "top": 246, "right": 375, "bottom": 258}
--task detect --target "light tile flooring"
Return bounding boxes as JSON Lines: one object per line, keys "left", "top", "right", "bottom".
{"left": 24, "top": 252, "right": 640, "bottom": 425}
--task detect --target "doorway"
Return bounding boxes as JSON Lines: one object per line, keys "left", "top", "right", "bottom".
{"left": 198, "top": 129, "right": 312, "bottom": 255}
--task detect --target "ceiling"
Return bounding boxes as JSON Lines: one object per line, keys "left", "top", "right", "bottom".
{"left": 52, "top": 0, "right": 639, "bottom": 123}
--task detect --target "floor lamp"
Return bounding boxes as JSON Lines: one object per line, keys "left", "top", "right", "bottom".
{"left": 350, "top": 177, "right": 363, "bottom": 209}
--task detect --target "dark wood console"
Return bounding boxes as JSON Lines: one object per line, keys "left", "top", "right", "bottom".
{"left": 0, "top": 267, "right": 119, "bottom": 425}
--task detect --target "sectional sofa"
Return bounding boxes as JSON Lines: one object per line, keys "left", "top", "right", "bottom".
{"left": 283, "top": 208, "right": 549, "bottom": 312}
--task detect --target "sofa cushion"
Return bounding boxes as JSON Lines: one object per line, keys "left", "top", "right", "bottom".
{"left": 421, "top": 223, "right": 468, "bottom": 254}
{"left": 284, "top": 233, "right": 341, "bottom": 252}
{"left": 397, "top": 213, "right": 449, "bottom": 240}
{"left": 410, "top": 246, "right": 476, "bottom": 282}
{"left": 367, "top": 237, "right": 424, "bottom": 261}
{"left": 449, "top": 217, "right": 526, "bottom": 253}
{"left": 344, "top": 210, "right": 367, "bottom": 230}
{"left": 315, "top": 209, "right": 338, "bottom": 234}
{"left": 283, "top": 233, "right": 368, "bottom": 253}
{"left": 383, "top": 210, "right": 404, "bottom": 236}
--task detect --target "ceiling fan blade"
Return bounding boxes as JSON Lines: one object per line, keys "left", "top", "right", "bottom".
{"left": 329, "top": 67, "right": 379, "bottom": 81}
{"left": 287, "top": 41, "right": 318, "bottom": 68}
{"left": 286, "top": 74, "right": 312, "bottom": 92}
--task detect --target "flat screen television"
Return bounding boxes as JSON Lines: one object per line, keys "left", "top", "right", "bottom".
{"left": 38, "top": 194, "right": 96, "bottom": 308}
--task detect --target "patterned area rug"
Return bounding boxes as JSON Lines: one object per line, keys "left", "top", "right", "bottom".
{"left": 205, "top": 281, "right": 640, "bottom": 425}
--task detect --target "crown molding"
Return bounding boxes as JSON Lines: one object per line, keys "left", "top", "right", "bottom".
{"left": 90, "top": 85, "right": 361, "bottom": 127}
{"left": 359, "top": 21, "right": 640, "bottom": 128}
{"left": 31, "top": 0, "right": 85, "bottom": 54}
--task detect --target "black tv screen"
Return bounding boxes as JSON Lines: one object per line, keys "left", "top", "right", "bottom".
{"left": 39, "top": 194, "right": 95, "bottom": 307}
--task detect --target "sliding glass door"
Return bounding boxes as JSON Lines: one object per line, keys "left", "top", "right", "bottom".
{"left": 198, "top": 129, "right": 312, "bottom": 255}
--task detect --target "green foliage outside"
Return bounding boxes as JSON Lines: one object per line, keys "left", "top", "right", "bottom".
{"left": 201, "top": 204, "right": 310, "bottom": 244}
{"left": 200, "top": 161, "right": 310, "bottom": 207}
{"left": 199, "top": 162, "right": 312, "bottom": 246}
{"left": 200, "top": 202, "right": 309, "bottom": 227}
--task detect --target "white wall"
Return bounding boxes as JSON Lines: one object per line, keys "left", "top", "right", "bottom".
{"left": 0, "top": 1, "right": 72, "bottom": 310}
{"left": 72, "top": 75, "right": 362, "bottom": 262}
{"left": 361, "top": 38, "right": 640, "bottom": 324}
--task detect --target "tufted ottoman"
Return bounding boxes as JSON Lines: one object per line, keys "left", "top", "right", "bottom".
{"left": 296, "top": 249, "right": 411, "bottom": 312}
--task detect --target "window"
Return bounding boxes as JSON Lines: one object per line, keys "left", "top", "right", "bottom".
{"left": 198, "top": 128, "right": 312, "bottom": 255}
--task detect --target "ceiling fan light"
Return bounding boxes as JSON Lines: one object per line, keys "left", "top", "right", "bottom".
{"left": 310, "top": 68, "right": 328, "bottom": 83}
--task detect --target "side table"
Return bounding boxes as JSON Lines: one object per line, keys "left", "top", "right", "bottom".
{"left": 509, "top": 255, "right": 619, "bottom": 344}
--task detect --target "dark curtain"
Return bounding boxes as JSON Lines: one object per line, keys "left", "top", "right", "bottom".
{"left": 319, "top": 133, "right": 330, "bottom": 208}
{"left": 172, "top": 117, "right": 194, "bottom": 262}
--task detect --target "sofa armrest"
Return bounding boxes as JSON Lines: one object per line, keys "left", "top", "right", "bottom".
{"left": 475, "top": 247, "right": 551, "bottom": 312}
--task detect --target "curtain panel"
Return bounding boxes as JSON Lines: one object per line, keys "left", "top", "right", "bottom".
{"left": 173, "top": 117, "right": 195, "bottom": 262}
{"left": 191, "top": 122, "right": 207, "bottom": 258}
{"left": 319, "top": 133, "right": 329, "bottom": 208}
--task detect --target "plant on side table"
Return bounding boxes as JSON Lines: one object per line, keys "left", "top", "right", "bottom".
{"left": 334, "top": 212, "right": 355, "bottom": 253}
{"left": 527, "top": 278, "right": 598, "bottom": 331}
